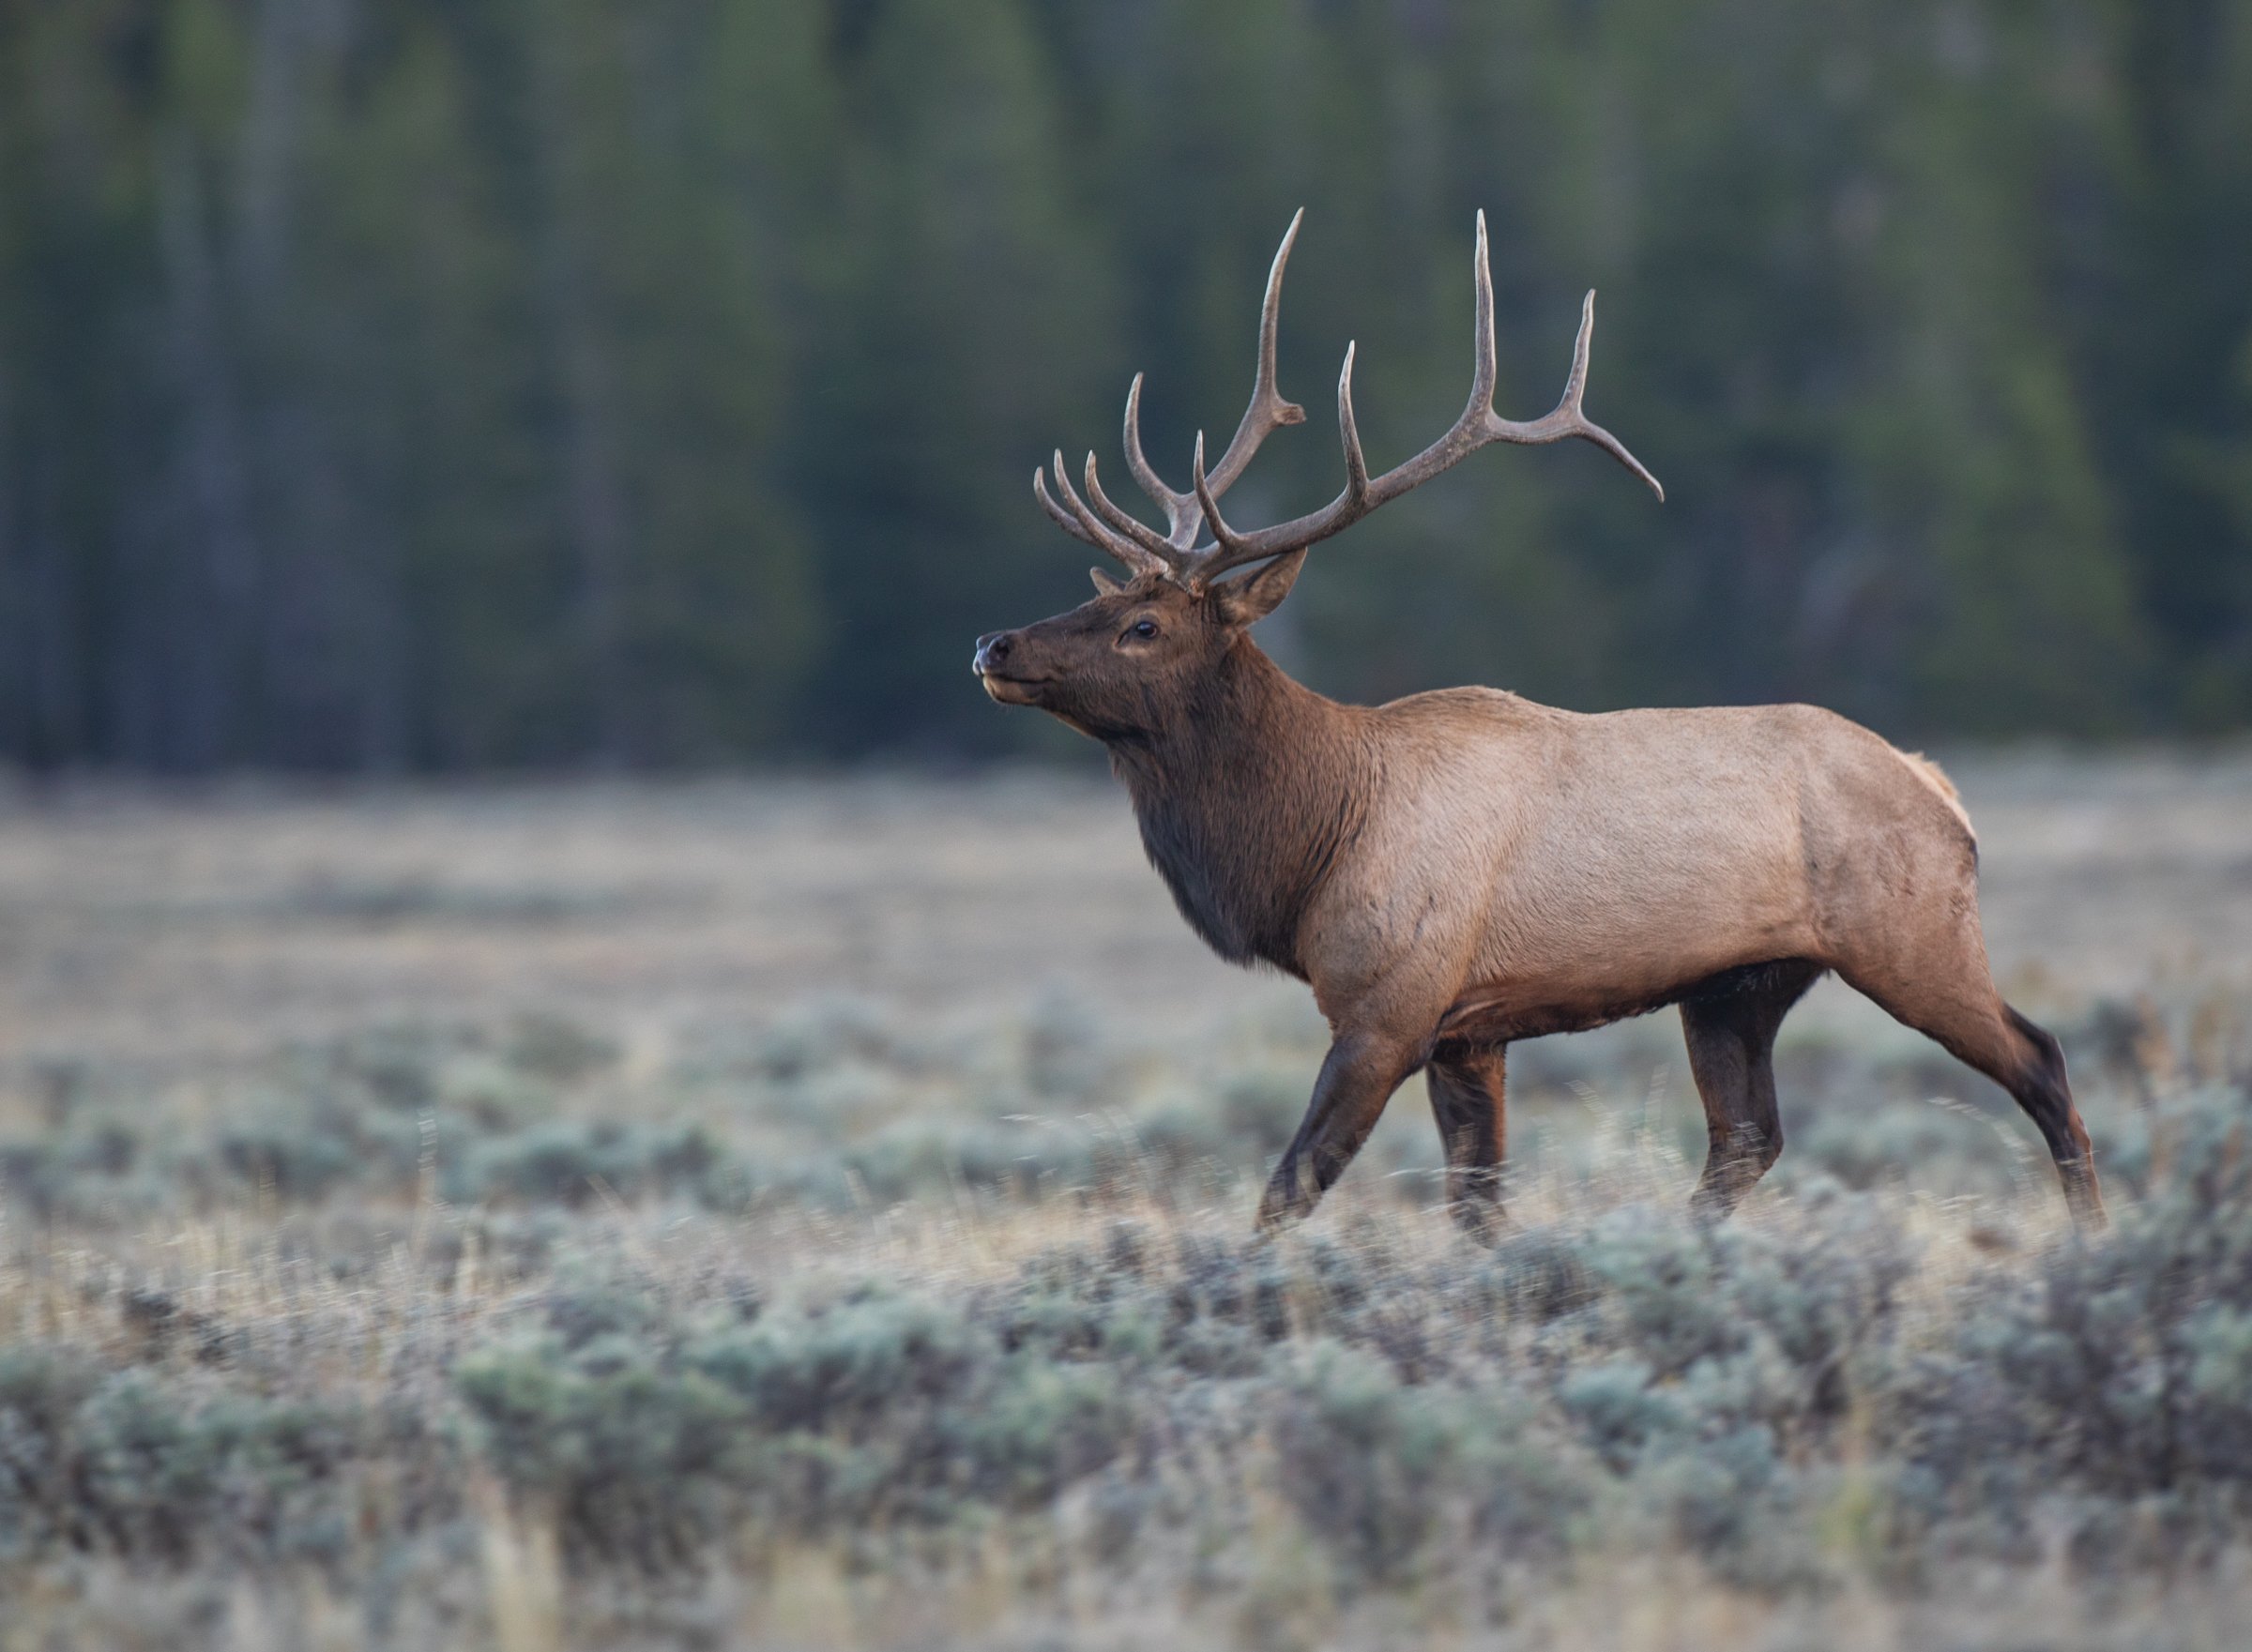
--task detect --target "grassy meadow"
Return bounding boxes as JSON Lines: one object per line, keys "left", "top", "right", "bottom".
{"left": 2, "top": 754, "right": 2251, "bottom": 1649}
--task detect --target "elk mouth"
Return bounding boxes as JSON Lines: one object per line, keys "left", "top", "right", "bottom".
{"left": 976, "top": 669, "right": 1050, "bottom": 705}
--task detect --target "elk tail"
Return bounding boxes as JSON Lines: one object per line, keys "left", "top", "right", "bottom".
{"left": 1896, "top": 748, "right": 1975, "bottom": 845}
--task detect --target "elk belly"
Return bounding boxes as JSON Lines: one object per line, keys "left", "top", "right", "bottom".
{"left": 1448, "top": 786, "right": 1817, "bottom": 1035}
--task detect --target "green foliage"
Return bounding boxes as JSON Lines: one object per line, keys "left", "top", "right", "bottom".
{"left": 1894, "top": 1085, "right": 2252, "bottom": 1565}
{"left": 8, "top": 1056, "right": 2252, "bottom": 1638}
{"left": 1, "top": 1, "right": 2248, "bottom": 767}
{"left": 453, "top": 1285, "right": 1134, "bottom": 1556}
{"left": 456, "top": 1332, "right": 753, "bottom": 1565}
{"left": 1271, "top": 1342, "right": 1594, "bottom": 1585}
{"left": 0, "top": 1351, "right": 366, "bottom": 1566}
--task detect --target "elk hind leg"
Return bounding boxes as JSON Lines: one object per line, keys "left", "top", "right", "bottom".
{"left": 1427, "top": 1044, "right": 1508, "bottom": 1244}
{"left": 1681, "top": 960, "right": 1821, "bottom": 1220}
{"left": 1998, "top": 1003, "right": 2105, "bottom": 1227}
{"left": 1843, "top": 949, "right": 2105, "bottom": 1228}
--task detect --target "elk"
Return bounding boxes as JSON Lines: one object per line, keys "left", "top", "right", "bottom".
{"left": 974, "top": 210, "right": 2104, "bottom": 1238}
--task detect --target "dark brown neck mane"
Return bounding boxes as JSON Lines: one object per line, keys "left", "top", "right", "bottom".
{"left": 1106, "top": 637, "right": 1367, "bottom": 976}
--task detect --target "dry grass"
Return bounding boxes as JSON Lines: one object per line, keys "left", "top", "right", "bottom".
{"left": 0, "top": 749, "right": 2244, "bottom": 1067}
{"left": 0, "top": 753, "right": 2249, "bottom": 1650}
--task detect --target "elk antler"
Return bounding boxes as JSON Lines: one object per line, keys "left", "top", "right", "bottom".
{"left": 1036, "top": 210, "right": 1308, "bottom": 577}
{"left": 1035, "top": 210, "right": 1663, "bottom": 589}
{"left": 1183, "top": 210, "right": 1662, "bottom": 584}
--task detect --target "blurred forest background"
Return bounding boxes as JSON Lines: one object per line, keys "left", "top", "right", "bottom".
{"left": 2, "top": 0, "right": 2249, "bottom": 770}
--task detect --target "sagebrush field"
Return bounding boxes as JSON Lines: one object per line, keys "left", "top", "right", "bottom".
{"left": 2, "top": 755, "right": 2250, "bottom": 1650}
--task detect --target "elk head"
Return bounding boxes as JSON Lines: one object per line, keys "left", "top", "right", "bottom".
{"left": 974, "top": 209, "right": 1664, "bottom": 739}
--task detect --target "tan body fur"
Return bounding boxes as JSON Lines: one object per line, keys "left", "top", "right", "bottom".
{"left": 986, "top": 591, "right": 2103, "bottom": 1237}
{"left": 1306, "top": 690, "right": 1966, "bottom": 1044}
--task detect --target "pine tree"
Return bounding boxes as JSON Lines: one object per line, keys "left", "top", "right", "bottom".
{"left": 794, "top": 0, "right": 1119, "bottom": 754}
{"left": 0, "top": 0, "right": 2246, "bottom": 766}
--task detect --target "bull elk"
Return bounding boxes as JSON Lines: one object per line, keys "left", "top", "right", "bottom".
{"left": 974, "top": 210, "right": 2104, "bottom": 1237}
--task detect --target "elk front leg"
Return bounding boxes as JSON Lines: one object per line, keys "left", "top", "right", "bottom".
{"left": 1427, "top": 1044, "right": 1508, "bottom": 1243}
{"left": 1255, "top": 1028, "right": 1424, "bottom": 1235}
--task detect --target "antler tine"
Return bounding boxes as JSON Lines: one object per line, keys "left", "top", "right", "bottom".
{"left": 1122, "top": 374, "right": 1203, "bottom": 550}
{"left": 1034, "top": 466, "right": 1100, "bottom": 547}
{"left": 1205, "top": 207, "right": 1308, "bottom": 495}
{"left": 1189, "top": 432, "right": 1252, "bottom": 559}
{"left": 1120, "top": 211, "right": 1309, "bottom": 552}
{"left": 1042, "top": 455, "right": 1167, "bottom": 577}
{"left": 1083, "top": 449, "right": 1190, "bottom": 568}
{"left": 1484, "top": 289, "right": 1666, "bottom": 501}
{"left": 1337, "top": 341, "right": 1372, "bottom": 505}
{"left": 1188, "top": 341, "right": 1377, "bottom": 584}
{"left": 1469, "top": 209, "right": 1499, "bottom": 421}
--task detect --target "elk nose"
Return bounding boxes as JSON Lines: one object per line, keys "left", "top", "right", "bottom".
{"left": 973, "top": 631, "right": 1013, "bottom": 674}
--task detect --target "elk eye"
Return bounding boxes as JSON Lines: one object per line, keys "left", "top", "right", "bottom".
{"left": 1129, "top": 618, "right": 1159, "bottom": 641}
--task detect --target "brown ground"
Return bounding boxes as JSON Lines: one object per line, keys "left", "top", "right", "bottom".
{"left": 0, "top": 750, "right": 2244, "bottom": 1080}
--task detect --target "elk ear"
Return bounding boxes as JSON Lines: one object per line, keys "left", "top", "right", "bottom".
{"left": 1088, "top": 567, "right": 1125, "bottom": 596}
{"left": 1210, "top": 550, "right": 1307, "bottom": 626}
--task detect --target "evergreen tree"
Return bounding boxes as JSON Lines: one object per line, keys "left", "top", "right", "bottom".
{"left": 0, "top": 0, "right": 2244, "bottom": 767}
{"left": 793, "top": 0, "right": 1118, "bottom": 753}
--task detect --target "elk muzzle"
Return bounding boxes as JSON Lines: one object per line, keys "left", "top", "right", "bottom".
{"left": 973, "top": 630, "right": 1042, "bottom": 704}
